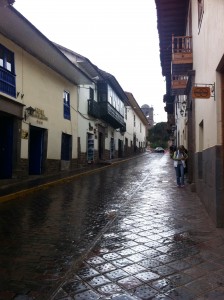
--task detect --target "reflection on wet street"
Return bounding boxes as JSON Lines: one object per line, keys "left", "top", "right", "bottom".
{"left": 1, "top": 153, "right": 224, "bottom": 300}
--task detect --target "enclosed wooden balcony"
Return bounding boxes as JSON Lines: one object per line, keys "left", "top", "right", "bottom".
{"left": 88, "top": 99, "right": 126, "bottom": 130}
{"left": 171, "top": 75, "right": 188, "bottom": 95}
{"left": 100, "top": 101, "right": 126, "bottom": 130}
{"left": 172, "top": 35, "right": 193, "bottom": 75}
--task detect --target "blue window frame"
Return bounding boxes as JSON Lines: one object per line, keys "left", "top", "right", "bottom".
{"left": 0, "top": 44, "right": 16, "bottom": 97}
{"left": 63, "top": 91, "right": 71, "bottom": 120}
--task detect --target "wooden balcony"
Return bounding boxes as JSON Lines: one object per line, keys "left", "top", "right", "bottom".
{"left": 172, "top": 35, "right": 193, "bottom": 75}
{"left": 172, "top": 35, "right": 192, "bottom": 64}
{"left": 88, "top": 99, "right": 126, "bottom": 130}
{"left": 171, "top": 75, "right": 188, "bottom": 95}
{"left": 100, "top": 101, "right": 126, "bottom": 130}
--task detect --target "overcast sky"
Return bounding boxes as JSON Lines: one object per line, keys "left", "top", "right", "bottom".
{"left": 14, "top": 0, "right": 166, "bottom": 123}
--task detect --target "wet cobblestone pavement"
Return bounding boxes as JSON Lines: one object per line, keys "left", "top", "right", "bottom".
{"left": 1, "top": 153, "right": 224, "bottom": 300}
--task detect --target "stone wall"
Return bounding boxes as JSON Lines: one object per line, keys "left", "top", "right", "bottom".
{"left": 195, "top": 145, "right": 224, "bottom": 227}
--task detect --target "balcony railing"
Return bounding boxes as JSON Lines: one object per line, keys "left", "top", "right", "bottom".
{"left": 0, "top": 67, "right": 16, "bottom": 97}
{"left": 172, "top": 35, "right": 193, "bottom": 65}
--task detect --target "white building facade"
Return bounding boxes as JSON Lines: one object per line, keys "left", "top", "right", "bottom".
{"left": 155, "top": 0, "right": 224, "bottom": 227}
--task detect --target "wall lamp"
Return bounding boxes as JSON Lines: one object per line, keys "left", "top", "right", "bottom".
{"left": 24, "top": 106, "right": 36, "bottom": 121}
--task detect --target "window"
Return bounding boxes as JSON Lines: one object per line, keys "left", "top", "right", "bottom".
{"left": 61, "top": 132, "right": 72, "bottom": 161}
{"left": 0, "top": 44, "right": 16, "bottom": 97}
{"left": 198, "top": 0, "right": 204, "bottom": 32}
{"left": 89, "top": 87, "right": 94, "bottom": 100}
{"left": 0, "top": 44, "right": 14, "bottom": 72}
{"left": 125, "top": 107, "right": 127, "bottom": 120}
{"left": 63, "top": 91, "right": 71, "bottom": 120}
{"left": 134, "top": 115, "right": 136, "bottom": 127}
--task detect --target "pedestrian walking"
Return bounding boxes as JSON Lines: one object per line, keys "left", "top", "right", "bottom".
{"left": 181, "top": 145, "right": 188, "bottom": 174}
{"left": 172, "top": 145, "right": 188, "bottom": 187}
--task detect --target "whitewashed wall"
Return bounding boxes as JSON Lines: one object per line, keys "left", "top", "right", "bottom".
{"left": 191, "top": 0, "right": 224, "bottom": 151}
{"left": 0, "top": 34, "right": 78, "bottom": 160}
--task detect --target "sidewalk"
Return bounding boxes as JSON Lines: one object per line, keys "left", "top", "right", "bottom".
{"left": 50, "top": 154, "right": 224, "bottom": 300}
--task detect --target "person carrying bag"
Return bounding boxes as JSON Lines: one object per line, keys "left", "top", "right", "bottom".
{"left": 172, "top": 145, "right": 188, "bottom": 187}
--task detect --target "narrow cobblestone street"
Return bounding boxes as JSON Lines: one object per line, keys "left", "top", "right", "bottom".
{"left": 1, "top": 153, "right": 224, "bottom": 300}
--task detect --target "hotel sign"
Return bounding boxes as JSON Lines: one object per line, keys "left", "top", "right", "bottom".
{"left": 192, "top": 86, "right": 211, "bottom": 99}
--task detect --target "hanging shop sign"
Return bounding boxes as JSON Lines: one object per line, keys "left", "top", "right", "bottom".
{"left": 192, "top": 87, "right": 210, "bottom": 99}
{"left": 192, "top": 83, "right": 215, "bottom": 100}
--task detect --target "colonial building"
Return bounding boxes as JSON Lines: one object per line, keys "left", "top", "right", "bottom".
{"left": 155, "top": 0, "right": 224, "bottom": 227}
{"left": 55, "top": 44, "right": 148, "bottom": 163}
{"left": 0, "top": 5, "right": 90, "bottom": 179}
{"left": 125, "top": 93, "right": 149, "bottom": 154}
{"left": 0, "top": 5, "right": 148, "bottom": 182}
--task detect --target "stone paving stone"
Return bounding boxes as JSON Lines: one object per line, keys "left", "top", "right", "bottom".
{"left": 76, "top": 267, "right": 99, "bottom": 279}
{"left": 131, "top": 245, "right": 149, "bottom": 252}
{"left": 111, "top": 258, "right": 133, "bottom": 268}
{"left": 156, "top": 254, "right": 176, "bottom": 264}
{"left": 85, "top": 256, "right": 106, "bottom": 265}
{"left": 73, "top": 289, "right": 100, "bottom": 300}
{"left": 144, "top": 240, "right": 161, "bottom": 248}
{"left": 102, "top": 252, "right": 122, "bottom": 261}
{"left": 150, "top": 278, "right": 175, "bottom": 293}
{"left": 138, "top": 258, "right": 162, "bottom": 268}
{"left": 134, "top": 237, "right": 150, "bottom": 244}
{"left": 126, "top": 253, "right": 147, "bottom": 263}
{"left": 117, "top": 276, "right": 142, "bottom": 290}
{"left": 123, "top": 263, "right": 146, "bottom": 275}
{"left": 135, "top": 271, "right": 160, "bottom": 282}
{"left": 105, "top": 269, "right": 129, "bottom": 280}
{"left": 87, "top": 274, "right": 111, "bottom": 288}
{"left": 141, "top": 249, "right": 162, "bottom": 258}
{"left": 121, "top": 241, "right": 139, "bottom": 248}
{"left": 94, "top": 262, "right": 116, "bottom": 273}
{"left": 152, "top": 265, "right": 176, "bottom": 276}
{"left": 117, "top": 248, "right": 136, "bottom": 257}
{"left": 97, "top": 283, "right": 123, "bottom": 296}
{"left": 132, "top": 284, "right": 159, "bottom": 299}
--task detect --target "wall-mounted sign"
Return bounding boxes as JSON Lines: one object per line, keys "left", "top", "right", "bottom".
{"left": 33, "top": 108, "right": 48, "bottom": 120}
{"left": 192, "top": 86, "right": 211, "bottom": 99}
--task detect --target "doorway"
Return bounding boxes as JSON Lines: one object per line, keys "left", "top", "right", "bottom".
{"left": 98, "top": 125, "right": 105, "bottom": 160}
{"left": 0, "top": 113, "right": 13, "bottom": 178}
{"left": 29, "top": 126, "right": 46, "bottom": 175}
